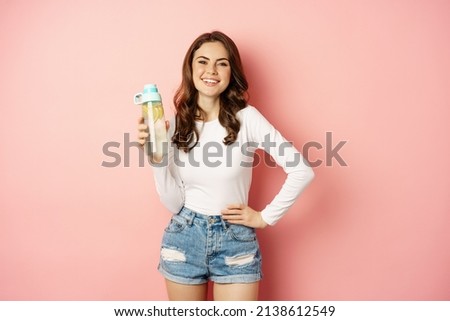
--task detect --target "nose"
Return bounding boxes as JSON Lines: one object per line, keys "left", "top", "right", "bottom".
{"left": 206, "top": 64, "right": 217, "bottom": 75}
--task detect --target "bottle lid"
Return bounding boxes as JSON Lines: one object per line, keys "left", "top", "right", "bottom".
{"left": 134, "top": 84, "right": 161, "bottom": 104}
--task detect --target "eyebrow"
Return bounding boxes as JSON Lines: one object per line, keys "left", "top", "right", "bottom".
{"left": 195, "top": 56, "right": 229, "bottom": 62}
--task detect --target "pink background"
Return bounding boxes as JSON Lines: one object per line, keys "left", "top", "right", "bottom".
{"left": 1, "top": 0, "right": 449, "bottom": 300}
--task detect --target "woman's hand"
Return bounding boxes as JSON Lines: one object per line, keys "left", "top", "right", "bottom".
{"left": 137, "top": 117, "right": 149, "bottom": 147}
{"left": 137, "top": 117, "right": 169, "bottom": 163}
{"left": 221, "top": 204, "right": 268, "bottom": 229}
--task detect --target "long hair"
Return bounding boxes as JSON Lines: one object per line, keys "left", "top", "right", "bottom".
{"left": 172, "top": 31, "right": 249, "bottom": 152}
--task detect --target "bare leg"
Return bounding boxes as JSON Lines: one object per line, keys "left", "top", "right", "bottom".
{"left": 165, "top": 279, "right": 208, "bottom": 301}
{"left": 213, "top": 282, "right": 259, "bottom": 301}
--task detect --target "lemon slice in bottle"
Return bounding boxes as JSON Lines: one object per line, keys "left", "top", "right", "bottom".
{"left": 153, "top": 105, "right": 163, "bottom": 122}
{"left": 142, "top": 104, "right": 149, "bottom": 117}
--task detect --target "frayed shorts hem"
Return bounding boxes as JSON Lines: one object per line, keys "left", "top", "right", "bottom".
{"left": 158, "top": 266, "right": 262, "bottom": 285}
{"left": 210, "top": 273, "right": 262, "bottom": 284}
{"left": 158, "top": 266, "right": 208, "bottom": 285}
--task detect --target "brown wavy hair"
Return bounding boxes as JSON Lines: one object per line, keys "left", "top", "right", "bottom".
{"left": 172, "top": 31, "right": 249, "bottom": 152}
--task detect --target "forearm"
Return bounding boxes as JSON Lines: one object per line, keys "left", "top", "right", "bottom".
{"left": 261, "top": 163, "right": 314, "bottom": 225}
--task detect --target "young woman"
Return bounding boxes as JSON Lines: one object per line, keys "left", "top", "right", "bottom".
{"left": 137, "top": 31, "right": 314, "bottom": 300}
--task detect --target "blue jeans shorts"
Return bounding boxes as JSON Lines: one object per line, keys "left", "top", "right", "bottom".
{"left": 158, "top": 207, "right": 262, "bottom": 285}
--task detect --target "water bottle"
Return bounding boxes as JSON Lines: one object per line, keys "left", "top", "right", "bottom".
{"left": 134, "top": 84, "right": 168, "bottom": 159}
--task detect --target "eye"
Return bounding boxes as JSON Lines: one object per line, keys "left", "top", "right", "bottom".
{"left": 218, "top": 62, "right": 229, "bottom": 67}
{"left": 198, "top": 60, "right": 207, "bottom": 65}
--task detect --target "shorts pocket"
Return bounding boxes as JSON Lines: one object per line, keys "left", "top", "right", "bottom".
{"left": 164, "top": 214, "right": 188, "bottom": 233}
{"left": 227, "top": 223, "right": 256, "bottom": 242}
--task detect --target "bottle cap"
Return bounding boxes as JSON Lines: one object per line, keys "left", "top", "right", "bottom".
{"left": 134, "top": 84, "right": 162, "bottom": 104}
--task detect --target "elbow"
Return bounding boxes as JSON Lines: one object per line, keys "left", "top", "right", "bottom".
{"left": 286, "top": 160, "right": 315, "bottom": 186}
{"left": 299, "top": 165, "right": 315, "bottom": 187}
{"left": 306, "top": 166, "right": 315, "bottom": 183}
{"left": 301, "top": 152, "right": 315, "bottom": 182}
{"left": 159, "top": 196, "right": 184, "bottom": 214}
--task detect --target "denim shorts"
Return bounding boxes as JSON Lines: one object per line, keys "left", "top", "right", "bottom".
{"left": 158, "top": 207, "right": 262, "bottom": 285}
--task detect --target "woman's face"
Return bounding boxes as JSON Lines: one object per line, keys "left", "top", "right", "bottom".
{"left": 192, "top": 41, "right": 231, "bottom": 101}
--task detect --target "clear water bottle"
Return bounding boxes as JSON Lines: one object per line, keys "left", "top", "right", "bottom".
{"left": 134, "top": 84, "right": 168, "bottom": 159}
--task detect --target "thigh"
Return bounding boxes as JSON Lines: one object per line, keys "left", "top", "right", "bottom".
{"left": 165, "top": 279, "right": 208, "bottom": 301}
{"left": 213, "top": 282, "right": 259, "bottom": 301}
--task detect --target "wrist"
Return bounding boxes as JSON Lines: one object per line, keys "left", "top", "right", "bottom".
{"left": 258, "top": 212, "right": 268, "bottom": 229}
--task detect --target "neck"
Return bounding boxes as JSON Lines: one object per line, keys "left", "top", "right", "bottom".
{"left": 197, "top": 96, "right": 220, "bottom": 121}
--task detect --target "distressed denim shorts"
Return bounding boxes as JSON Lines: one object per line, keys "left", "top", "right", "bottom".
{"left": 158, "top": 207, "right": 262, "bottom": 285}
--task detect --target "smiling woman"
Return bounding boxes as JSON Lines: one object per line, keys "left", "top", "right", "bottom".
{"left": 136, "top": 31, "right": 315, "bottom": 301}
{"left": 192, "top": 43, "right": 231, "bottom": 107}
{"left": 171, "top": 31, "right": 250, "bottom": 152}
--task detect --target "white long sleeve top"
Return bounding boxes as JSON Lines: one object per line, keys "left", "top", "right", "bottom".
{"left": 151, "top": 105, "right": 314, "bottom": 225}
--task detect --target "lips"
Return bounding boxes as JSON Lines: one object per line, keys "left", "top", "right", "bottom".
{"left": 202, "top": 78, "right": 220, "bottom": 86}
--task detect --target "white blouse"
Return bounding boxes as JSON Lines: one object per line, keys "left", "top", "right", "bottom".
{"left": 151, "top": 105, "right": 314, "bottom": 225}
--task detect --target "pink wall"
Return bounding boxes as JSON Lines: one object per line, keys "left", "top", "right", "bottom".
{"left": 1, "top": 0, "right": 449, "bottom": 300}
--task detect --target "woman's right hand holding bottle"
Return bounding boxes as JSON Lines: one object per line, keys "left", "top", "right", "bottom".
{"left": 137, "top": 116, "right": 149, "bottom": 147}
{"left": 137, "top": 117, "right": 169, "bottom": 164}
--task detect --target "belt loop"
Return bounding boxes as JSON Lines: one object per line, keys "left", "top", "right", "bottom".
{"left": 179, "top": 206, "right": 195, "bottom": 226}
{"left": 185, "top": 209, "right": 195, "bottom": 226}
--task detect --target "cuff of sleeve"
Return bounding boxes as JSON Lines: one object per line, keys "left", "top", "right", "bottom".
{"left": 260, "top": 210, "right": 277, "bottom": 226}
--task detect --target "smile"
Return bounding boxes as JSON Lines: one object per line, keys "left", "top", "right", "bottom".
{"left": 202, "top": 78, "right": 220, "bottom": 86}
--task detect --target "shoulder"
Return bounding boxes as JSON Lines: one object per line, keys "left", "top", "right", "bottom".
{"left": 237, "top": 105, "right": 260, "bottom": 116}
{"left": 237, "top": 105, "right": 265, "bottom": 123}
{"left": 237, "top": 105, "right": 275, "bottom": 141}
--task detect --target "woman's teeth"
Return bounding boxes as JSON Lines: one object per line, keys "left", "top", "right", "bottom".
{"left": 203, "top": 79, "right": 219, "bottom": 85}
